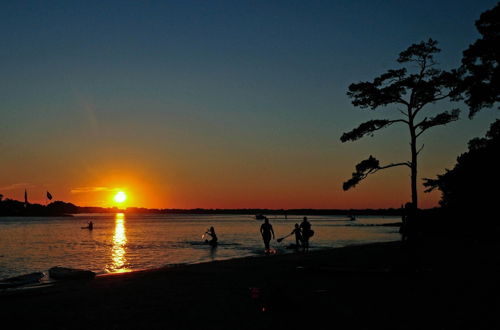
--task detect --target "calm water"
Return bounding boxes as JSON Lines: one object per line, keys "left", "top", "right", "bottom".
{"left": 0, "top": 213, "right": 400, "bottom": 279}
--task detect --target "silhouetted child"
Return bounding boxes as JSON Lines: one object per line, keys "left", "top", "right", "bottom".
{"left": 291, "top": 223, "right": 302, "bottom": 248}
{"left": 260, "top": 217, "right": 275, "bottom": 253}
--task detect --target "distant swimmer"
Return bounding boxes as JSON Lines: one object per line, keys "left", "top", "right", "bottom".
{"left": 205, "top": 226, "right": 218, "bottom": 247}
{"left": 260, "top": 217, "right": 275, "bottom": 253}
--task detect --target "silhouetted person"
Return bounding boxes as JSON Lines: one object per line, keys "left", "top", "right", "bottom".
{"left": 260, "top": 217, "right": 275, "bottom": 253}
{"left": 205, "top": 226, "right": 218, "bottom": 247}
{"left": 300, "top": 217, "right": 313, "bottom": 250}
{"left": 401, "top": 202, "right": 417, "bottom": 246}
{"left": 291, "top": 223, "right": 302, "bottom": 248}
{"left": 400, "top": 204, "right": 409, "bottom": 243}
{"left": 88, "top": 221, "right": 93, "bottom": 230}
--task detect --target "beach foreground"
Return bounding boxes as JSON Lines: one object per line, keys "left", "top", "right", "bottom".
{"left": 1, "top": 240, "right": 498, "bottom": 330}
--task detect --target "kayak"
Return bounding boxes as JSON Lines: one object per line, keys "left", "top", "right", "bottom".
{"left": 0, "top": 272, "right": 44, "bottom": 289}
{"left": 48, "top": 267, "right": 96, "bottom": 280}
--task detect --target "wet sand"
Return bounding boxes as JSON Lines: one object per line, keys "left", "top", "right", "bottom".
{"left": 1, "top": 240, "right": 498, "bottom": 329}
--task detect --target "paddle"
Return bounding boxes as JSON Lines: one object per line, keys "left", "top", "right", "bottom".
{"left": 201, "top": 229, "right": 209, "bottom": 241}
{"left": 277, "top": 233, "right": 292, "bottom": 243}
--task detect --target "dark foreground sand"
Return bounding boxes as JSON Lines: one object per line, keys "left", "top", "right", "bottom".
{"left": 1, "top": 239, "right": 498, "bottom": 330}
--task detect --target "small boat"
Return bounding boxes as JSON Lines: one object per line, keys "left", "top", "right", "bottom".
{"left": 255, "top": 214, "right": 265, "bottom": 220}
{"left": 0, "top": 272, "right": 44, "bottom": 289}
{"left": 48, "top": 267, "right": 96, "bottom": 280}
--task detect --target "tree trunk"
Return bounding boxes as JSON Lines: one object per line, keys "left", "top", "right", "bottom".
{"left": 409, "top": 125, "right": 418, "bottom": 208}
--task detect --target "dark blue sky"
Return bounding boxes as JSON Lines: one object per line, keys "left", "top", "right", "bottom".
{"left": 1, "top": 1, "right": 498, "bottom": 208}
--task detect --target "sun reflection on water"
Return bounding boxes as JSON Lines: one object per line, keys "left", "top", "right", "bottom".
{"left": 107, "top": 213, "right": 130, "bottom": 273}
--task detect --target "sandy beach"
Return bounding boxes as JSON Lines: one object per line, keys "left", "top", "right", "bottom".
{"left": 1, "top": 239, "right": 498, "bottom": 330}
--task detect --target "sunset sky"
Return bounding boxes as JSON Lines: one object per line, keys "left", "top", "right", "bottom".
{"left": 1, "top": 0, "right": 499, "bottom": 209}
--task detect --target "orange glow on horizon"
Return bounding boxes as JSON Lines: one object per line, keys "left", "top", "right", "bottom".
{"left": 1, "top": 165, "right": 442, "bottom": 209}
{"left": 1, "top": 181, "right": 442, "bottom": 210}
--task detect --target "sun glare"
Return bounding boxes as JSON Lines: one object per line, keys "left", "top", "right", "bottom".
{"left": 114, "top": 191, "right": 127, "bottom": 203}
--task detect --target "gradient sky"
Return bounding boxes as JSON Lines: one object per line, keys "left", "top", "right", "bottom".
{"left": 1, "top": 0, "right": 499, "bottom": 209}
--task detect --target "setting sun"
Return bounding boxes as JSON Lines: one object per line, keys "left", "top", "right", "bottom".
{"left": 114, "top": 191, "right": 127, "bottom": 203}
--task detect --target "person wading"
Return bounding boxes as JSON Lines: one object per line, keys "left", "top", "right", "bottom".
{"left": 299, "top": 217, "right": 313, "bottom": 251}
{"left": 260, "top": 217, "right": 275, "bottom": 254}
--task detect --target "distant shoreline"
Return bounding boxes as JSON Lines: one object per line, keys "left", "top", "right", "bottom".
{"left": 122, "top": 208, "right": 408, "bottom": 216}
{"left": 0, "top": 210, "right": 407, "bottom": 217}
{"left": 1, "top": 198, "right": 416, "bottom": 217}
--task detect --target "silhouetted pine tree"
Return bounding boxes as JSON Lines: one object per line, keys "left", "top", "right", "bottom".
{"left": 341, "top": 40, "right": 461, "bottom": 208}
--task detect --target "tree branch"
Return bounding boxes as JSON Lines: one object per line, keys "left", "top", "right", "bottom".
{"left": 413, "top": 92, "right": 453, "bottom": 118}
{"left": 415, "top": 109, "right": 460, "bottom": 137}
{"left": 343, "top": 156, "right": 411, "bottom": 190}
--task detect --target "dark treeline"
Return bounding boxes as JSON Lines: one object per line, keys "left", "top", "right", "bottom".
{"left": 0, "top": 192, "right": 416, "bottom": 217}
{"left": 0, "top": 197, "right": 410, "bottom": 217}
{"left": 125, "top": 207, "right": 408, "bottom": 216}
{"left": 0, "top": 199, "right": 123, "bottom": 217}
{"left": 0, "top": 199, "right": 72, "bottom": 217}
{"left": 419, "top": 118, "right": 500, "bottom": 237}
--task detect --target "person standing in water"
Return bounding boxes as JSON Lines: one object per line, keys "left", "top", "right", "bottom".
{"left": 260, "top": 217, "right": 275, "bottom": 253}
{"left": 299, "top": 217, "right": 313, "bottom": 250}
{"left": 291, "top": 223, "right": 302, "bottom": 248}
{"left": 205, "top": 226, "right": 218, "bottom": 247}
